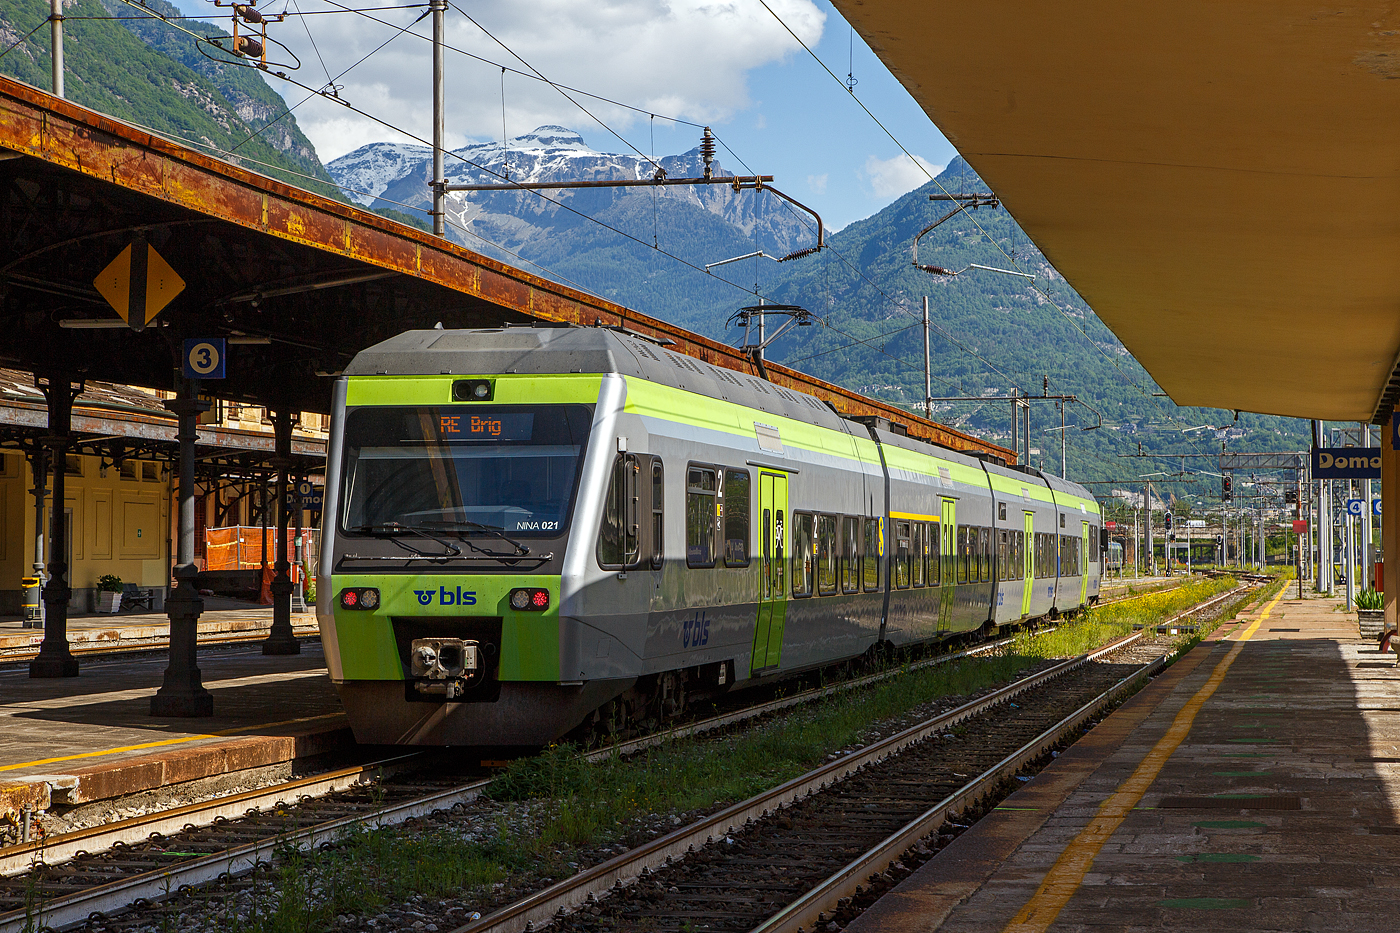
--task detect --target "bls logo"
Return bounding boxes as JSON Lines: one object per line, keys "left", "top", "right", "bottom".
{"left": 414, "top": 586, "right": 478, "bottom": 607}
{"left": 682, "top": 611, "right": 710, "bottom": 649}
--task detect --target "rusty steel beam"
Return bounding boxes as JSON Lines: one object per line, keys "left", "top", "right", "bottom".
{"left": 0, "top": 399, "right": 326, "bottom": 458}
{"left": 0, "top": 76, "right": 1011, "bottom": 464}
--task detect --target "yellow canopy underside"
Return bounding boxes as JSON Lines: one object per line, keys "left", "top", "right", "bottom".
{"left": 833, "top": 0, "right": 1400, "bottom": 422}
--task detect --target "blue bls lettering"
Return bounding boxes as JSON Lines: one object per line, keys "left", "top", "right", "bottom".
{"left": 682, "top": 611, "right": 710, "bottom": 649}
{"left": 412, "top": 587, "right": 477, "bottom": 607}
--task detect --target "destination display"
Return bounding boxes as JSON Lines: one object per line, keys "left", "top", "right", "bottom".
{"left": 436, "top": 411, "right": 534, "bottom": 441}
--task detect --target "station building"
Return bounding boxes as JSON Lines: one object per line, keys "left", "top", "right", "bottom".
{"left": 0, "top": 372, "right": 326, "bottom": 614}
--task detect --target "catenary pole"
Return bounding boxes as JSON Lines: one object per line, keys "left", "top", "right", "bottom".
{"left": 50, "top": 0, "right": 63, "bottom": 98}
{"left": 430, "top": 0, "right": 446, "bottom": 236}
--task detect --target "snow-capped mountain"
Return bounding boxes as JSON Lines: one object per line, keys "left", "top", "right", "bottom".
{"left": 327, "top": 126, "right": 816, "bottom": 258}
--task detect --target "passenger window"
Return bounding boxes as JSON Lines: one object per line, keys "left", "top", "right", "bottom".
{"left": 895, "top": 520, "right": 911, "bottom": 589}
{"left": 792, "top": 512, "right": 815, "bottom": 596}
{"left": 998, "top": 530, "right": 1009, "bottom": 582}
{"left": 842, "top": 516, "right": 861, "bottom": 594}
{"left": 685, "top": 466, "right": 716, "bottom": 567}
{"left": 597, "top": 453, "right": 639, "bottom": 569}
{"left": 979, "top": 526, "right": 991, "bottom": 582}
{"left": 912, "top": 523, "right": 926, "bottom": 587}
{"left": 931, "top": 521, "right": 942, "bottom": 587}
{"left": 723, "top": 469, "right": 750, "bottom": 567}
{"left": 650, "top": 460, "right": 664, "bottom": 569}
{"left": 817, "top": 514, "right": 838, "bottom": 595}
{"left": 863, "top": 518, "right": 881, "bottom": 592}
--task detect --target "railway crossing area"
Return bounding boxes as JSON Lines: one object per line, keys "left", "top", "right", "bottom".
{"left": 850, "top": 593, "right": 1398, "bottom": 932}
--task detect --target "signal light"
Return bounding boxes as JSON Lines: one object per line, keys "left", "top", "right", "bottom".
{"left": 339, "top": 587, "right": 380, "bottom": 610}
{"left": 509, "top": 587, "right": 549, "bottom": 611}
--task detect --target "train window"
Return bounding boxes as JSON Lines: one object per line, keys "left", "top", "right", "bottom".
{"left": 956, "top": 527, "right": 968, "bottom": 584}
{"left": 863, "top": 518, "right": 881, "bottom": 592}
{"left": 650, "top": 460, "right": 664, "bottom": 569}
{"left": 979, "top": 526, "right": 991, "bottom": 582}
{"left": 685, "top": 466, "right": 716, "bottom": 567}
{"left": 597, "top": 453, "right": 639, "bottom": 570}
{"left": 894, "top": 521, "right": 911, "bottom": 589}
{"left": 1060, "top": 513, "right": 1066, "bottom": 528}
{"left": 842, "top": 517, "right": 861, "bottom": 594}
{"left": 723, "top": 469, "right": 751, "bottom": 567}
{"left": 999, "top": 502, "right": 1007, "bottom": 521}
{"left": 912, "top": 523, "right": 926, "bottom": 587}
{"left": 998, "top": 530, "right": 1009, "bottom": 582}
{"left": 792, "top": 512, "right": 815, "bottom": 596}
{"left": 817, "top": 515, "right": 838, "bottom": 595}
{"left": 1089, "top": 525, "right": 1099, "bottom": 563}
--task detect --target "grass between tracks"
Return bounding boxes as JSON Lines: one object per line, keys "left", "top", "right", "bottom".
{"left": 218, "top": 575, "right": 1245, "bottom": 932}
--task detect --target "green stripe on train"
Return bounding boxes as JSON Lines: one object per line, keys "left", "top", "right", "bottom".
{"left": 331, "top": 573, "right": 562, "bottom": 682}
{"left": 345, "top": 374, "right": 604, "bottom": 407}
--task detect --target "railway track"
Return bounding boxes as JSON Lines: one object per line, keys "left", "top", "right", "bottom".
{"left": 0, "top": 577, "right": 1234, "bottom": 933}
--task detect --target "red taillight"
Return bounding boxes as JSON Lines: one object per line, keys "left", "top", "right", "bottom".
{"left": 339, "top": 588, "right": 379, "bottom": 610}
{"left": 509, "top": 587, "right": 550, "bottom": 611}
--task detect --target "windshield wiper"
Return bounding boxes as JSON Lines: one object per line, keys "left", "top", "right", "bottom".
{"left": 355, "top": 523, "right": 461, "bottom": 558}
{"left": 416, "top": 519, "right": 531, "bottom": 557}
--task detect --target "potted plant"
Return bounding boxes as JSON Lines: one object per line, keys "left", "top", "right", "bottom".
{"left": 97, "top": 574, "right": 123, "bottom": 613}
{"left": 1357, "top": 587, "right": 1385, "bottom": 639}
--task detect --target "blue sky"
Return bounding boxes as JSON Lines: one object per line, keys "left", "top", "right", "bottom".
{"left": 162, "top": 0, "right": 959, "bottom": 230}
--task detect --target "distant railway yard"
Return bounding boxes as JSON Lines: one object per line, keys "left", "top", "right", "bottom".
{"left": 0, "top": 574, "right": 1275, "bottom": 933}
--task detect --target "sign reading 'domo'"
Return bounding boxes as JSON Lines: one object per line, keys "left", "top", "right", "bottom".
{"left": 1311, "top": 447, "right": 1381, "bottom": 479}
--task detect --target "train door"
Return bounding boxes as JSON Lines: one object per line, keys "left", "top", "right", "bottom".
{"left": 939, "top": 498, "right": 956, "bottom": 631}
{"left": 752, "top": 472, "right": 788, "bottom": 674}
{"left": 1080, "top": 520, "right": 1090, "bottom": 605}
{"left": 1022, "top": 511, "right": 1034, "bottom": 616}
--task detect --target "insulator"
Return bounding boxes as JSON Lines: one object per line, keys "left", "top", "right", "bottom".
{"left": 700, "top": 126, "right": 716, "bottom": 179}
{"left": 234, "top": 4, "right": 264, "bottom": 23}
{"left": 778, "top": 245, "right": 821, "bottom": 262}
{"left": 233, "top": 35, "right": 264, "bottom": 58}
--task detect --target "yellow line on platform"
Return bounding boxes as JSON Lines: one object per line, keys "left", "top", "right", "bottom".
{"left": 0, "top": 712, "right": 345, "bottom": 777}
{"left": 1001, "top": 587, "right": 1286, "bottom": 933}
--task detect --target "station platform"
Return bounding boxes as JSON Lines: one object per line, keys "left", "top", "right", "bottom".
{"left": 851, "top": 588, "right": 1397, "bottom": 933}
{"left": 0, "top": 598, "right": 320, "bottom": 661}
{"left": 0, "top": 639, "right": 348, "bottom": 828}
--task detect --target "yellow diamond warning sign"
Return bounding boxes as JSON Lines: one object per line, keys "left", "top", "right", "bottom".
{"left": 93, "top": 240, "right": 185, "bottom": 331}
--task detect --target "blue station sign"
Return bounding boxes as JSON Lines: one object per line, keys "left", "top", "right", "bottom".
{"left": 1312, "top": 447, "right": 1381, "bottom": 479}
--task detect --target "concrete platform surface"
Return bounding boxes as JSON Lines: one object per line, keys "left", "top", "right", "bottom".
{"left": 0, "top": 598, "right": 319, "bottom": 656}
{"left": 0, "top": 643, "right": 348, "bottom": 822}
{"left": 850, "top": 590, "right": 1398, "bottom": 933}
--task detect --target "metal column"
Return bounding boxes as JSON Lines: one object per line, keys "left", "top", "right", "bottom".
{"left": 262, "top": 410, "right": 300, "bottom": 655}
{"left": 922, "top": 297, "right": 933, "bottom": 420}
{"left": 30, "top": 375, "right": 80, "bottom": 677}
{"left": 49, "top": 0, "right": 63, "bottom": 98}
{"left": 430, "top": 0, "right": 446, "bottom": 236}
{"left": 150, "top": 379, "right": 213, "bottom": 716}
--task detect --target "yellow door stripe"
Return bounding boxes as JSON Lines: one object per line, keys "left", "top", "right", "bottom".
{"left": 0, "top": 713, "right": 345, "bottom": 776}
{"left": 889, "top": 511, "right": 940, "bottom": 523}
{"left": 1001, "top": 589, "right": 1284, "bottom": 933}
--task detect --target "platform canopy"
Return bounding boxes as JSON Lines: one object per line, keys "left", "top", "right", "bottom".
{"left": 832, "top": 0, "right": 1400, "bottom": 424}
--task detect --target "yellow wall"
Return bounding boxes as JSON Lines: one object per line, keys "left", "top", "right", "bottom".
{"left": 0, "top": 450, "right": 171, "bottom": 604}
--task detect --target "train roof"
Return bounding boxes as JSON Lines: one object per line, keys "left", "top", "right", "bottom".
{"left": 345, "top": 326, "right": 854, "bottom": 432}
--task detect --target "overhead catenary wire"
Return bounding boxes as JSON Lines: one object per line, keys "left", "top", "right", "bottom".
{"left": 754, "top": 0, "right": 1219, "bottom": 442}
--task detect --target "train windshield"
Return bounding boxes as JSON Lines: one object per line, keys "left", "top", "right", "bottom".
{"left": 339, "top": 405, "right": 593, "bottom": 538}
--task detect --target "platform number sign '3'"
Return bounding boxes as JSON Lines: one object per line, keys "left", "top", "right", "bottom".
{"left": 183, "top": 338, "right": 226, "bottom": 380}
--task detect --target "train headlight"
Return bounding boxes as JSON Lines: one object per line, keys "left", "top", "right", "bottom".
{"left": 339, "top": 587, "right": 380, "bottom": 610}
{"left": 509, "top": 587, "right": 549, "bottom": 611}
{"left": 452, "top": 379, "right": 494, "bottom": 402}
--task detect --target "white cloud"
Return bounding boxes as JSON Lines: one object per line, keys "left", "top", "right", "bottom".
{"left": 861, "top": 153, "right": 942, "bottom": 198}
{"left": 807, "top": 173, "right": 828, "bottom": 194}
{"left": 266, "top": 0, "right": 826, "bottom": 162}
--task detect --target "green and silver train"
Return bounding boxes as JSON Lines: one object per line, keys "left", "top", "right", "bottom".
{"left": 317, "top": 327, "right": 1104, "bottom": 746}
